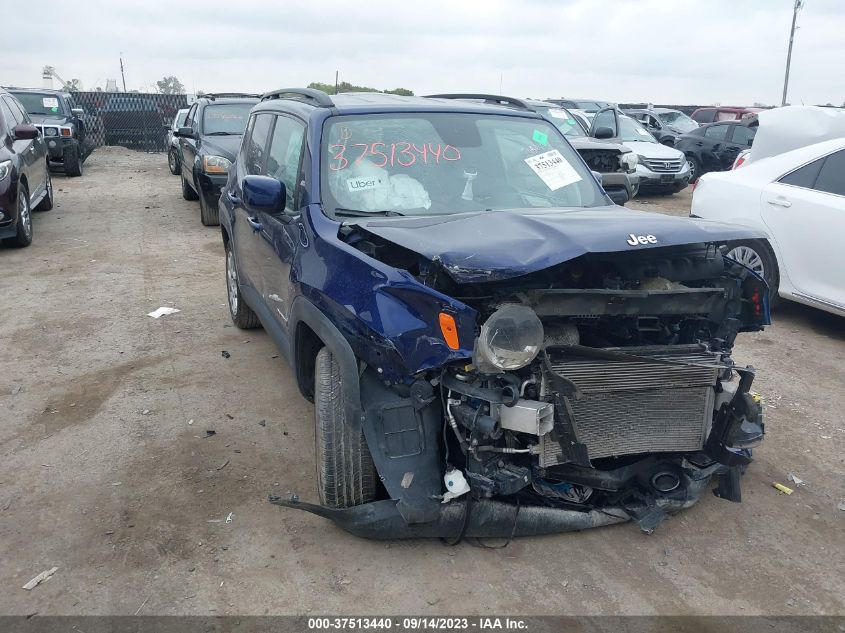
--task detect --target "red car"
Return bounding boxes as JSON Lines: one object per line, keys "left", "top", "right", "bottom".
{"left": 690, "top": 106, "right": 764, "bottom": 125}
{"left": 0, "top": 88, "right": 53, "bottom": 247}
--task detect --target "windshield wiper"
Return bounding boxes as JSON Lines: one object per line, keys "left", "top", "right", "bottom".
{"left": 206, "top": 131, "right": 236, "bottom": 136}
{"left": 334, "top": 208, "right": 404, "bottom": 218}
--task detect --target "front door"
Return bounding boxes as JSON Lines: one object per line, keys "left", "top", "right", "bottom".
{"left": 179, "top": 103, "right": 198, "bottom": 181}
{"left": 258, "top": 114, "right": 307, "bottom": 334}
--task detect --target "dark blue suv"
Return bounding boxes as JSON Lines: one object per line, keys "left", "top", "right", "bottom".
{"left": 220, "top": 88, "right": 770, "bottom": 540}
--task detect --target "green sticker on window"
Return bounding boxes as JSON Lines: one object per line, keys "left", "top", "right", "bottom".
{"left": 532, "top": 129, "right": 549, "bottom": 145}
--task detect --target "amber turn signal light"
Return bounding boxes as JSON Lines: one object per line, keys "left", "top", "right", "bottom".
{"left": 439, "top": 312, "right": 459, "bottom": 350}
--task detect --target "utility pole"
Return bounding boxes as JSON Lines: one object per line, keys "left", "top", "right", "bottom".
{"left": 120, "top": 53, "right": 127, "bottom": 92}
{"left": 334, "top": 70, "right": 339, "bottom": 95}
{"left": 781, "top": 0, "right": 803, "bottom": 106}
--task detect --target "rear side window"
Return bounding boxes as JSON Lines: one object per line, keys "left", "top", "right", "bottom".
{"left": 779, "top": 157, "right": 824, "bottom": 189}
{"left": 266, "top": 115, "right": 306, "bottom": 211}
{"left": 704, "top": 124, "right": 729, "bottom": 141}
{"left": 730, "top": 126, "right": 756, "bottom": 146}
{"left": 812, "top": 150, "right": 845, "bottom": 196}
{"left": 244, "top": 113, "right": 273, "bottom": 176}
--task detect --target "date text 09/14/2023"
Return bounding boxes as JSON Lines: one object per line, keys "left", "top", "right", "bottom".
{"left": 307, "top": 617, "right": 529, "bottom": 631}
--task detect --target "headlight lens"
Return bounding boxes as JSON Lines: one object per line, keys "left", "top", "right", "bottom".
{"left": 473, "top": 304, "right": 544, "bottom": 373}
{"left": 44, "top": 127, "right": 58, "bottom": 137}
{"left": 621, "top": 152, "right": 638, "bottom": 171}
{"left": 203, "top": 155, "right": 232, "bottom": 174}
{"left": 0, "top": 160, "right": 11, "bottom": 181}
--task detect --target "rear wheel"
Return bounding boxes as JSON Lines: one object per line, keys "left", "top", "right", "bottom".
{"left": 3, "top": 185, "right": 32, "bottom": 248}
{"left": 314, "top": 347, "right": 377, "bottom": 508}
{"left": 35, "top": 172, "right": 53, "bottom": 211}
{"left": 725, "top": 239, "right": 780, "bottom": 307}
{"left": 225, "top": 241, "right": 260, "bottom": 329}
{"left": 168, "top": 148, "right": 180, "bottom": 175}
{"left": 64, "top": 143, "right": 83, "bottom": 177}
{"left": 181, "top": 172, "right": 198, "bottom": 200}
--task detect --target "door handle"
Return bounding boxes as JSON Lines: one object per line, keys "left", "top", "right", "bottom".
{"left": 247, "top": 216, "right": 263, "bottom": 232}
{"left": 695, "top": 141, "right": 703, "bottom": 146}
{"left": 767, "top": 197, "right": 792, "bottom": 208}
{"left": 227, "top": 191, "right": 241, "bottom": 206}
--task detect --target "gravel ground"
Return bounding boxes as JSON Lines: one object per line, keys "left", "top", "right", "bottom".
{"left": 1, "top": 147, "right": 843, "bottom": 616}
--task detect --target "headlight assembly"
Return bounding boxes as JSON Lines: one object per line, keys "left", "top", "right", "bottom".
{"left": 203, "top": 155, "right": 232, "bottom": 174}
{"left": 0, "top": 160, "right": 11, "bottom": 181}
{"left": 473, "top": 304, "right": 544, "bottom": 373}
{"left": 621, "top": 152, "right": 639, "bottom": 171}
{"left": 44, "top": 127, "right": 59, "bottom": 137}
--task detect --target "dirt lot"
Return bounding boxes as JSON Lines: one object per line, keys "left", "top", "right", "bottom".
{"left": 1, "top": 147, "right": 843, "bottom": 616}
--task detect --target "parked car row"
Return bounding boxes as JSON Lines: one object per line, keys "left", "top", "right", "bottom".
{"left": 158, "top": 87, "right": 778, "bottom": 540}
{"left": 0, "top": 87, "right": 54, "bottom": 248}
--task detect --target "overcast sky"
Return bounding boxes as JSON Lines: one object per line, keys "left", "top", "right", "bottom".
{"left": 4, "top": 0, "right": 844, "bottom": 106}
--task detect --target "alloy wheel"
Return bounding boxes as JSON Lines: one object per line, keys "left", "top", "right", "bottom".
{"left": 226, "top": 249, "right": 239, "bottom": 315}
{"left": 687, "top": 158, "right": 696, "bottom": 178}
{"left": 19, "top": 190, "right": 32, "bottom": 239}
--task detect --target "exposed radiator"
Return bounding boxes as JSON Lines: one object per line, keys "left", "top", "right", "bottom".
{"left": 541, "top": 346, "right": 720, "bottom": 464}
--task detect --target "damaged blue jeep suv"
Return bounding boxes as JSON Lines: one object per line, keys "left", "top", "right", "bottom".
{"left": 219, "top": 88, "right": 770, "bottom": 539}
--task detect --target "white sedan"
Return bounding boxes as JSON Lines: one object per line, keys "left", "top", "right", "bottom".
{"left": 691, "top": 137, "right": 845, "bottom": 316}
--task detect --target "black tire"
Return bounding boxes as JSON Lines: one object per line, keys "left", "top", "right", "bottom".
{"left": 64, "top": 143, "right": 83, "bottom": 177}
{"left": 686, "top": 155, "right": 702, "bottom": 181}
{"left": 724, "top": 239, "right": 780, "bottom": 308}
{"left": 199, "top": 191, "right": 219, "bottom": 226}
{"left": 181, "top": 172, "right": 198, "bottom": 200}
{"left": 35, "top": 171, "right": 53, "bottom": 211}
{"left": 314, "top": 347, "right": 377, "bottom": 508}
{"left": 3, "top": 184, "right": 32, "bottom": 248}
{"left": 168, "top": 148, "right": 180, "bottom": 175}
{"left": 225, "top": 241, "right": 260, "bottom": 329}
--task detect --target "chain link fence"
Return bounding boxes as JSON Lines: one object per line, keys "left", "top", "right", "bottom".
{"left": 72, "top": 92, "right": 189, "bottom": 153}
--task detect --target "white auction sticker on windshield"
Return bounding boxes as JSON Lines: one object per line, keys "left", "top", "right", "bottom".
{"left": 346, "top": 176, "right": 386, "bottom": 192}
{"left": 524, "top": 149, "right": 582, "bottom": 191}
{"left": 548, "top": 109, "right": 569, "bottom": 119}
{"left": 42, "top": 97, "right": 59, "bottom": 108}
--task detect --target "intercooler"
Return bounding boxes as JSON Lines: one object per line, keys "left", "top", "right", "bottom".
{"left": 542, "top": 345, "right": 720, "bottom": 464}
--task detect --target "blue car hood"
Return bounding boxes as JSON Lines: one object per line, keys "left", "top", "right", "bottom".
{"left": 355, "top": 206, "right": 766, "bottom": 283}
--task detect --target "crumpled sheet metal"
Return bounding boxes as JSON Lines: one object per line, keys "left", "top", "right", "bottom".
{"left": 751, "top": 106, "right": 845, "bottom": 164}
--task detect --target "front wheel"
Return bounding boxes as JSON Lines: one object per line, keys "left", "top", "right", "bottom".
{"left": 314, "top": 347, "right": 377, "bottom": 508}
{"left": 199, "top": 191, "right": 219, "bottom": 226}
{"left": 724, "top": 239, "right": 780, "bottom": 307}
{"left": 64, "top": 143, "right": 83, "bottom": 177}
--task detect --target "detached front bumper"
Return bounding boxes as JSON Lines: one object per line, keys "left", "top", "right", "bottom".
{"left": 636, "top": 161, "right": 691, "bottom": 192}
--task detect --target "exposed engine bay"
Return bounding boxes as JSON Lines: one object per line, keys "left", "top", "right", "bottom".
{"left": 274, "top": 221, "right": 769, "bottom": 539}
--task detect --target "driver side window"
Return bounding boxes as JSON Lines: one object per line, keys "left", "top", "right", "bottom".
{"left": 266, "top": 115, "right": 306, "bottom": 211}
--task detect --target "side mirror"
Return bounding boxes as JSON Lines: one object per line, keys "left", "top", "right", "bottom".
{"left": 243, "top": 175, "right": 286, "bottom": 215}
{"left": 594, "top": 126, "right": 614, "bottom": 139}
{"left": 71, "top": 108, "right": 84, "bottom": 117}
{"left": 176, "top": 126, "right": 195, "bottom": 138}
{"left": 591, "top": 170, "right": 604, "bottom": 186}
{"left": 13, "top": 124, "right": 39, "bottom": 140}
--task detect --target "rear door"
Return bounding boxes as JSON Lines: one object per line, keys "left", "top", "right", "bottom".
{"left": 258, "top": 114, "right": 307, "bottom": 332}
{"left": 718, "top": 124, "right": 755, "bottom": 169}
{"left": 761, "top": 149, "right": 845, "bottom": 308}
{"left": 699, "top": 124, "right": 731, "bottom": 171}
{"left": 231, "top": 112, "right": 274, "bottom": 297}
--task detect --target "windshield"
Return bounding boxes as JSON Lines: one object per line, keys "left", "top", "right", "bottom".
{"left": 619, "top": 116, "right": 657, "bottom": 143}
{"left": 658, "top": 111, "right": 698, "bottom": 132}
{"left": 175, "top": 110, "right": 189, "bottom": 128}
{"left": 533, "top": 107, "right": 586, "bottom": 137}
{"left": 321, "top": 113, "right": 606, "bottom": 217}
{"left": 202, "top": 103, "right": 253, "bottom": 135}
{"left": 573, "top": 101, "right": 608, "bottom": 112}
{"left": 10, "top": 92, "right": 64, "bottom": 116}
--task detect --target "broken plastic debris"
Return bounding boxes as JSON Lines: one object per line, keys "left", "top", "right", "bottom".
{"left": 147, "top": 307, "right": 180, "bottom": 319}
{"left": 22, "top": 567, "right": 58, "bottom": 590}
{"left": 221, "top": 350, "right": 231, "bottom": 359}
{"left": 773, "top": 482, "right": 794, "bottom": 495}
{"left": 787, "top": 473, "right": 805, "bottom": 486}
{"left": 225, "top": 512, "right": 233, "bottom": 524}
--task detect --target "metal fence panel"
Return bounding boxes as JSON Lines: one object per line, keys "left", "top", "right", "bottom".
{"left": 73, "top": 91, "right": 189, "bottom": 152}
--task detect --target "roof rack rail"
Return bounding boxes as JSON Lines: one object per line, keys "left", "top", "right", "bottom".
{"left": 204, "top": 92, "right": 260, "bottom": 100}
{"left": 261, "top": 88, "right": 334, "bottom": 108}
{"left": 425, "top": 93, "right": 531, "bottom": 111}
